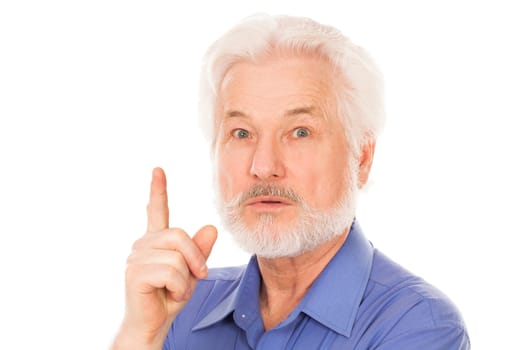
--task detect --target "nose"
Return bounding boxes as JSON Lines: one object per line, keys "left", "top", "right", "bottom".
{"left": 249, "top": 136, "right": 285, "bottom": 181}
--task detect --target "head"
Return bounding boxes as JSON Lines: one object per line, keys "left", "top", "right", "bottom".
{"left": 198, "top": 14, "right": 385, "bottom": 258}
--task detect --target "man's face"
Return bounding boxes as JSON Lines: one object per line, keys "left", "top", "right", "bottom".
{"left": 214, "top": 54, "right": 358, "bottom": 257}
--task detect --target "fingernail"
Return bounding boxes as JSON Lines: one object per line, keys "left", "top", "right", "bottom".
{"left": 200, "top": 264, "right": 208, "bottom": 276}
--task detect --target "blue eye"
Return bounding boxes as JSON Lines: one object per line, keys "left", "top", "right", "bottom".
{"left": 293, "top": 127, "right": 310, "bottom": 138}
{"left": 233, "top": 129, "right": 250, "bottom": 139}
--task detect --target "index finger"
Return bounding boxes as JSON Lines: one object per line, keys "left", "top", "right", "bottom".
{"left": 147, "top": 167, "right": 169, "bottom": 232}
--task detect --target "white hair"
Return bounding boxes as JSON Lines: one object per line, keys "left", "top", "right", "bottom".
{"left": 198, "top": 13, "right": 386, "bottom": 154}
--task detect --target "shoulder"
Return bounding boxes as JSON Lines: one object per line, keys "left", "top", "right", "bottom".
{"left": 369, "top": 250, "right": 465, "bottom": 327}
{"left": 356, "top": 249, "right": 470, "bottom": 349}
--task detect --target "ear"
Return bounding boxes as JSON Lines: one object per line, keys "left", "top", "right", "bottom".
{"left": 357, "top": 139, "right": 376, "bottom": 189}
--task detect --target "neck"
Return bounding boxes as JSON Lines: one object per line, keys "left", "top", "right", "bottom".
{"left": 257, "top": 229, "right": 349, "bottom": 330}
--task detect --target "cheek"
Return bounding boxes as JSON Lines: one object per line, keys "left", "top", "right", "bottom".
{"left": 288, "top": 146, "right": 350, "bottom": 205}
{"left": 216, "top": 148, "right": 250, "bottom": 200}
{"left": 216, "top": 156, "right": 232, "bottom": 197}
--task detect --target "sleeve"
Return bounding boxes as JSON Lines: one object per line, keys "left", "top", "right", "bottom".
{"left": 375, "top": 325, "right": 470, "bottom": 350}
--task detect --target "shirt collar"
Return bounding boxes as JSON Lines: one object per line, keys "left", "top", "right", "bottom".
{"left": 192, "top": 256, "right": 261, "bottom": 331}
{"left": 299, "top": 220, "right": 374, "bottom": 337}
{"left": 192, "top": 221, "right": 373, "bottom": 337}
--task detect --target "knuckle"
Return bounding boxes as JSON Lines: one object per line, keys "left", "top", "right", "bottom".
{"left": 126, "top": 249, "right": 145, "bottom": 265}
{"left": 169, "top": 227, "right": 188, "bottom": 239}
{"left": 165, "top": 275, "right": 189, "bottom": 299}
{"left": 170, "top": 255, "right": 189, "bottom": 276}
{"left": 126, "top": 253, "right": 135, "bottom": 265}
{"left": 131, "top": 232, "right": 151, "bottom": 250}
{"left": 164, "top": 229, "right": 189, "bottom": 249}
{"left": 165, "top": 265, "right": 178, "bottom": 278}
{"left": 171, "top": 250, "right": 185, "bottom": 265}
{"left": 131, "top": 238, "right": 143, "bottom": 250}
{"left": 124, "top": 263, "right": 142, "bottom": 282}
{"left": 164, "top": 266, "right": 187, "bottom": 290}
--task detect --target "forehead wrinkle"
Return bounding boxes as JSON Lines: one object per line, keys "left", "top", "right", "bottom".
{"left": 218, "top": 57, "right": 339, "bottom": 124}
{"left": 223, "top": 104, "right": 324, "bottom": 123}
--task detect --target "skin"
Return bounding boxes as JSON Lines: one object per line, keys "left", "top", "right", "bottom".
{"left": 112, "top": 53, "right": 375, "bottom": 348}
{"left": 112, "top": 168, "right": 218, "bottom": 349}
{"left": 215, "top": 54, "right": 374, "bottom": 329}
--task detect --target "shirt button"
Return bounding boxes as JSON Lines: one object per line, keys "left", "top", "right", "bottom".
{"left": 241, "top": 314, "right": 246, "bottom": 318}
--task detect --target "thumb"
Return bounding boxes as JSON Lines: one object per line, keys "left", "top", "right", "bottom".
{"left": 192, "top": 225, "right": 218, "bottom": 276}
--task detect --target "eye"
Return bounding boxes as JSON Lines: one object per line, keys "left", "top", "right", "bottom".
{"left": 232, "top": 128, "right": 250, "bottom": 139}
{"left": 292, "top": 127, "right": 311, "bottom": 138}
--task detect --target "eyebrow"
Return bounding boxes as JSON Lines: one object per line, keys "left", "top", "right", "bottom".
{"left": 284, "top": 106, "right": 316, "bottom": 117}
{"left": 225, "top": 110, "right": 248, "bottom": 118}
{"left": 225, "top": 106, "right": 317, "bottom": 119}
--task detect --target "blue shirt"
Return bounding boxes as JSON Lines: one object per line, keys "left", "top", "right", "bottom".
{"left": 164, "top": 221, "right": 470, "bottom": 349}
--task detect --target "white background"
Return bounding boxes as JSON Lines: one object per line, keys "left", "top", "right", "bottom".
{"left": 1, "top": 1, "right": 524, "bottom": 349}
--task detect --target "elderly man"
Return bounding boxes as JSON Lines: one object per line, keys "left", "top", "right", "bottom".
{"left": 112, "top": 14, "right": 470, "bottom": 349}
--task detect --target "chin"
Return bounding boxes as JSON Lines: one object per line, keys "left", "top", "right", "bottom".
{"left": 225, "top": 212, "right": 352, "bottom": 259}
{"left": 217, "top": 175, "right": 358, "bottom": 259}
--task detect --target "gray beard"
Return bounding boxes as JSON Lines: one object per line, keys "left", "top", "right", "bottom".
{"left": 218, "top": 182, "right": 357, "bottom": 258}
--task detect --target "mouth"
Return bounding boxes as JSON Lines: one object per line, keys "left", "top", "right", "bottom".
{"left": 245, "top": 196, "right": 293, "bottom": 208}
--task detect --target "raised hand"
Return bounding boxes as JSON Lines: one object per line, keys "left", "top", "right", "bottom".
{"left": 112, "top": 168, "right": 218, "bottom": 349}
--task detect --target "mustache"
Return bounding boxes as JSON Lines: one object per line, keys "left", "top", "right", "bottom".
{"left": 231, "top": 184, "right": 304, "bottom": 207}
